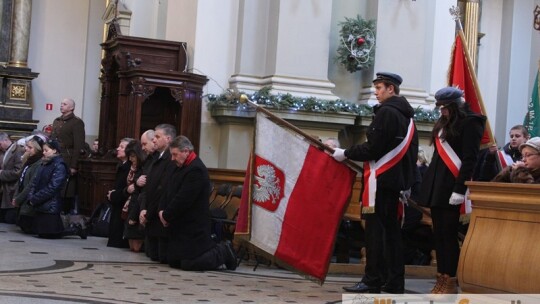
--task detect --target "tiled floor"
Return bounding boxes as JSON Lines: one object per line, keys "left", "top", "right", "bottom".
{"left": 0, "top": 223, "right": 433, "bottom": 303}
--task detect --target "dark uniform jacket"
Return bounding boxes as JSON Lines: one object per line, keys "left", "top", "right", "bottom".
{"left": 141, "top": 150, "right": 175, "bottom": 237}
{"left": 420, "top": 110, "right": 486, "bottom": 208}
{"left": 160, "top": 156, "right": 215, "bottom": 260}
{"left": 344, "top": 95, "right": 419, "bottom": 193}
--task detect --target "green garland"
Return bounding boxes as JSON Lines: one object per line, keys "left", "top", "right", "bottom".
{"left": 206, "top": 87, "right": 440, "bottom": 123}
{"left": 335, "top": 15, "right": 376, "bottom": 73}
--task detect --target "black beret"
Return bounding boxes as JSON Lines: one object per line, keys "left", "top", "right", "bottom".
{"left": 45, "top": 139, "right": 62, "bottom": 153}
{"left": 372, "top": 72, "right": 403, "bottom": 87}
{"left": 435, "top": 87, "right": 463, "bottom": 106}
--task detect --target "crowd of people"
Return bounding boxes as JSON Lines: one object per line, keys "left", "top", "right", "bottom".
{"left": 0, "top": 77, "right": 538, "bottom": 293}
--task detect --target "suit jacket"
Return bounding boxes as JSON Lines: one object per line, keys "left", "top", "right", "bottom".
{"left": 0, "top": 143, "right": 24, "bottom": 209}
{"left": 141, "top": 149, "right": 175, "bottom": 237}
{"left": 161, "top": 156, "right": 214, "bottom": 260}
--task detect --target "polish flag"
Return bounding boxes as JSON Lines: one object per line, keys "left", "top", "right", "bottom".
{"left": 244, "top": 112, "right": 356, "bottom": 283}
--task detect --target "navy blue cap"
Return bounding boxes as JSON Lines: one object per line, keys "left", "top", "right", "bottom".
{"left": 435, "top": 87, "right": 463, "bottom": 106}
{"left": 372, "top": 72, "right": 403, "bottom": 87}
{"left": 45, "top": 139, "right": 61, "bottom": 153}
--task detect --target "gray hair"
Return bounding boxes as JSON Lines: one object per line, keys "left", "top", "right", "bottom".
{"left": 155, "top": 124, "right": 177, "bottom": 139}
{"left": 0, "top": 132, "right": 10, "bottom": 142}
{"left": 170, "top": 135, "right": 194, "bottom": 151}
{"left": 142, "top": 129, "right": 155, "bottom": 141}
{"left": 120, "top": 137, "right": 134, "bottom": 145}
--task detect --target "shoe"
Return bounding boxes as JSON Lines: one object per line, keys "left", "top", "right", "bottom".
{"left": 381, "top": 284, "right": 404, "bottom": 294}
{"left": 75, "top": 224, "right": 88, "bottom": 240}
{"left": 222, "top": 241, "right": 237, "bottom": 270}
{"left": 342, "top": 282, "right": 381, "bottom": 293}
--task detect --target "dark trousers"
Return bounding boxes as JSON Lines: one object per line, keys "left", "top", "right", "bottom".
{"left": 361, "top": 189, "right": 404, "bottom": 288}
{"left": 169, "top": 243, "right": 225, "bottom": 271}
{"left": 145, "top": 236, "right": 168, "bottom": 263}
{"left": 431, "top": 206, "right": 461, "bottom": 277}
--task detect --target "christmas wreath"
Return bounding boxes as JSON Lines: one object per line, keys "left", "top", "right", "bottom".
{"left": 336, "top": 15, "right": 376, "bottom": 73}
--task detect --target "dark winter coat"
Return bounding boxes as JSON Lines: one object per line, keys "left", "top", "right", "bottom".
{"left": 0, "top": 143, "right": 25, "bottom": 209}
{"left": 14, "top": 155, "right": 43, "bottom": 216}
{"left": 420, "top": 111, "right": 486, "bottom": 208}
{"left": 344, "top": 95, "right": 419, "bottom": 192}
{"left": 51, "top": 113, "right": 86, "bottom": 170}
{"left": 28, "top": 155, "right": 68, "bottom": 214}
{"left": 140, "top": 150, "right": 176, "bottom": 238}
{"left": 107, "top": 160, "right": 131, "bottom": 248}
{"left": 474, "top": 142, "right": 522, "bottom": 181}
{"left": 160, "top": 156, "right": 215, "bottom": 260}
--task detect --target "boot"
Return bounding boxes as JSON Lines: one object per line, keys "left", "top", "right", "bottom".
{"left": 438, "top": 275, "right": 458, "bottom": 294}
{"left": 430, "top": 273, "right": 445, "bottom": 294}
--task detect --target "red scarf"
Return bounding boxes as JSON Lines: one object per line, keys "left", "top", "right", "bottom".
{"left": 183, "top": 151, "right": 197, "bottom": 167}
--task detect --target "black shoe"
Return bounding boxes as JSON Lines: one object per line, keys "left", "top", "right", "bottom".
{"left": 342, "top": 282, "right": 381, "bottom": 293}
{"left": 75, "top": 224, "right": 88, "bottom": 240}
{"left": 222, "top": 241, "right": 237, "bottom": 270}
{"left": 381, "top": 284, "right": 404, "bottom": 294}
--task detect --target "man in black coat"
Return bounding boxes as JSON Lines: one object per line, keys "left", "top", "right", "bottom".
{"left": 333, "top": 72, "right": 418, "bottom": 293}
{"left": 158, "top": 136, "right": 236, "bottom": 271}
{"left": 139, "top": 124, "right": 176, "bottom": 262}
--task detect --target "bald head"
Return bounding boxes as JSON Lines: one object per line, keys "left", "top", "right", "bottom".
{"left": 60, "top": 98, "right": 75, "bottom": 116}
{"left": 141, "top": 129, "right": 156, "bottom": 154}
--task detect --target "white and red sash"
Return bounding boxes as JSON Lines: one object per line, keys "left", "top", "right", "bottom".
{"left": 362, "top": 118, "right": 415, "bottom": 214}
{"left": 497, "top": 150, "right": 514, "bottom": 169}
{"left": 435, "top": 131, "right": 472, "bottom": 215}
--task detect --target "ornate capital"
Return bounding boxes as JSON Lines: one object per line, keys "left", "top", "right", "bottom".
{"left": 170, "top": 88, "right": 184, "bottom": 104}
{"left": 131, "top": 77, "right": 155, "bottom": 100}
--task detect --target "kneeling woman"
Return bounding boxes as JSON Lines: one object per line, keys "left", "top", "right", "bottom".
{"left": 28, "top": 140, "right": 85, "bottom": 239}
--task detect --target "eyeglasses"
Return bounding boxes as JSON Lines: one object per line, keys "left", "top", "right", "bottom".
{"left": 522, "top": 153, "right": 540, "bottom": 159}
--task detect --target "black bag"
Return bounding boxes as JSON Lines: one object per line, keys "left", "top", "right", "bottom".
{"left": 89, "top": 202, "right": 112, "bottom": 237}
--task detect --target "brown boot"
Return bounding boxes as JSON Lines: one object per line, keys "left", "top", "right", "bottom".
{"left": 438, "top": 275, "right": 458, "bottom": 294}
{"left": 430, "top": 273, "right": 445, "bottom": 294}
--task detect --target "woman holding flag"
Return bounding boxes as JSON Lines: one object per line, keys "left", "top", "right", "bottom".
{"left": 420, "top": 87, "right": 485, "bottom": 294}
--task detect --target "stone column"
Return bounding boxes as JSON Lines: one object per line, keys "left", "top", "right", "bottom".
{"left": 8, "top": 0, "right": 32, "bottom": 67}
{"left": 229, "top": 0, "right": 338, "bottom": 99}
{"left": 459, "top": 0, "right": 480, "bottom": 68}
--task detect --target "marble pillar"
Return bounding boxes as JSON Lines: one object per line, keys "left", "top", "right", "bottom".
{"left": 229, "top": 0, "right": 338, "bottom": 99}
{"left": 8, "top": 0, "right": 32, "bottom": 67}
{"left": 0, "top": 0, "right": 13, "bottom": 65}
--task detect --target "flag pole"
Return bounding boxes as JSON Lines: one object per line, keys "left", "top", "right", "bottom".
{"left": 450, "top": 7, "right": 496, "bottom": 147}
{"left": 239, "top": 94, "right": 363, "bottom": 173}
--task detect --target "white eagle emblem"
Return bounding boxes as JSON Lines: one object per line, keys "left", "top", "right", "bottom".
{"left": 253, "top": 164, "right": 282, "bottom": 205}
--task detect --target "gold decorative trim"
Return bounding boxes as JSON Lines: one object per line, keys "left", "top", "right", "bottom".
{"left": 8, "top": 60, "right": 28, "bottom": 67}
{"left": 9, "top": 83, "right": 28, "bottom": 101}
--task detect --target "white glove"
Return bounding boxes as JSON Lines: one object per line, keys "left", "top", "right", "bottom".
{"left": 332, "top": 148, "right": 347, "bottom": 162}
{"left": 449, "top": 192, "right": 465, "bottom": 205}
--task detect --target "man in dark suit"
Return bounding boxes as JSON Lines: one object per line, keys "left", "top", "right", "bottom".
{"left": 139, "top": 124, "right": 176, "bottom": 262}
{"left": 158, "top": 135, "right": 236, "bottom": 271}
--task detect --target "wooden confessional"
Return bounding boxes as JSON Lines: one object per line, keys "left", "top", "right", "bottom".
{"left": 78, "top": 23, "right": 208, "bottom": 215}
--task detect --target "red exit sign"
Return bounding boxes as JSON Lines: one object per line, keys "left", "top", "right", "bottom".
{"left": 46, "top": 103, "right": 53, "bottom": 110}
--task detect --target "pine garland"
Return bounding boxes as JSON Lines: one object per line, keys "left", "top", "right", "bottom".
{"left": 335, "top": 15, "right": 376, "bottom": 73}
{"left": 206, "top": 87, "right": 439, "bottom": 123}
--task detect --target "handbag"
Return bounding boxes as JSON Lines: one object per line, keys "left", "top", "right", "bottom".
{"left": 89, "top": 202, "right": 112, "bottom": 237}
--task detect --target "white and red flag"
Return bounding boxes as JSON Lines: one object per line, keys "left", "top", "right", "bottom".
{"left": 236, "top": 111, "right": 356, "bottom": 283}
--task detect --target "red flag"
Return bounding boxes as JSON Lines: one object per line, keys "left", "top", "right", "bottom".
{"left": 448, "top": 32, "right": 494, "bottom": 146}
{"left": 246, "top": 112, "right": 356, "bottom": 283}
